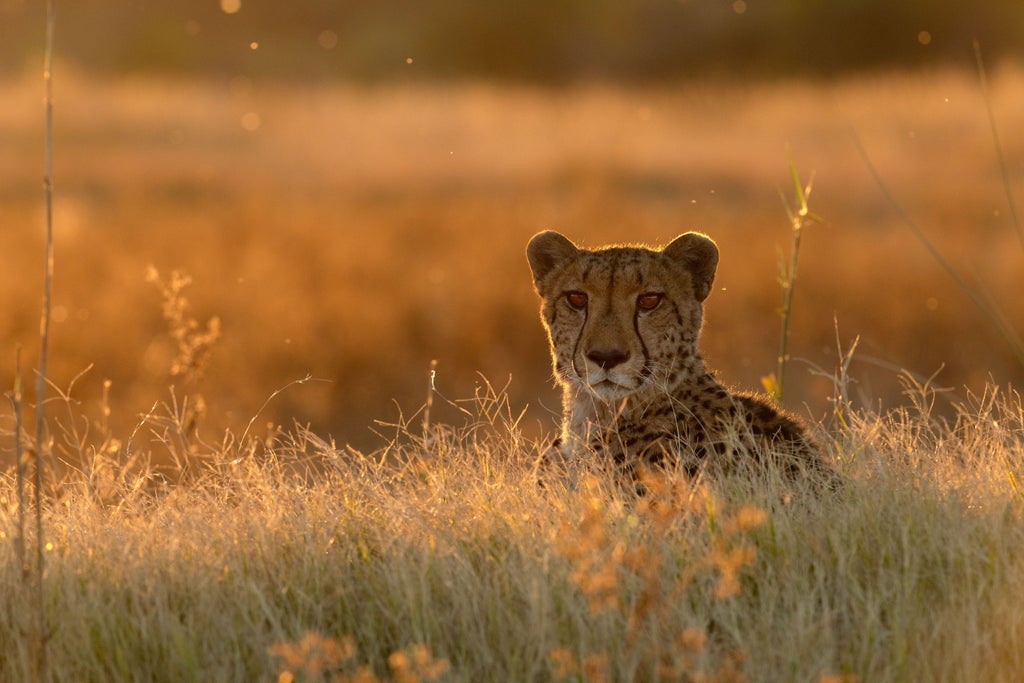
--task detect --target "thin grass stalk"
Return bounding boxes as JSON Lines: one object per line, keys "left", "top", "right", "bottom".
{"left": 422, "top": 359, "right": 438, "bottom": 444}
{"left": 973, "top": 41, "right": 1023, "bottom": 251}
{"left": 775, "top": 216, "right": 803, "bottom": 403}
{"left": 28, "top": 0, "right": 57, "bottom": 678}
{"left": 767, "top": 161, "right": 818, "bottom": 404}
{"left": 13, "top": 348, "right": 26, "bottom": 578}
{"left": 37, "top": 0, "right": 56, "bottom": 463}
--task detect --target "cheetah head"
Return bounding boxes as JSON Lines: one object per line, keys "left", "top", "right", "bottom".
{"left": 527, "top": 230, "right": 718, "bottom": 402}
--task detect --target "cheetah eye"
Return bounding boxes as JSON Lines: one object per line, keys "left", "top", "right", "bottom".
{"left": 637, "top": 292, "right": 663, "bottom": 311}
{"left": 565, "top": 291, "right": 588, "bottom": 310}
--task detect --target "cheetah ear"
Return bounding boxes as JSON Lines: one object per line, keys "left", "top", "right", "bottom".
{"left": 527, "top": 230, "right": 579, "bottom": 286}
{"left": 663, "top": 232, "right": 719, "bottom": 302}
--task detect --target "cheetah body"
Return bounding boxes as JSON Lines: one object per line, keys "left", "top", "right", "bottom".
{"left": 527, "top": 230, "right": 824, "bottom": 477}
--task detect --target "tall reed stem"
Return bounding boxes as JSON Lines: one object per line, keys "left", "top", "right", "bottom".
{"left": 764, "top": 161, "right": 818, "bottom": 404}
{"left": 13, "top": 349, "right": 25, "bottom": 577}
{"left": 28, "top": 0, "right": 57, "bottom": 678}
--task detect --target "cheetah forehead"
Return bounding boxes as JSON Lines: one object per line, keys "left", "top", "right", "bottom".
{"left": 546, "top": 246, "right": 678, "bottom": 296}
{"left": 529, "top": 230, "right": 719, "bottom": 305}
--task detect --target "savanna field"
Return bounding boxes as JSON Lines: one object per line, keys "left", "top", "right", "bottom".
{"left": 2, "top": 64, "right": 1024, "bottom": 681}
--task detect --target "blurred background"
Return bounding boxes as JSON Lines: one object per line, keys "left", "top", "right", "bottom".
{"left": 3, "top": 1, "right": 1023, "bottom": 81}
{"left": 1, "top": 0, "right": 1022, "bottom": 455}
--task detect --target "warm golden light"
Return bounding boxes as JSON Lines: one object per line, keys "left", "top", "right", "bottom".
{"left": 2, "top": 69, "right": 1022, "bottom": 450}
{"left": 220, "top": 0, "right": 241, "bottom": 14}
{"left": 318, "top": 30, "right": 338, "bottom": 50}
{"left": 240, "top": 111, "right": 261, "bottom": 131}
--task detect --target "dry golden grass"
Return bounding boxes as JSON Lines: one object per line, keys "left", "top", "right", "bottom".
{"left": 1, "top": 374, "right": 1023, "bottom": 681}
{"left": 1, "top": 65, "right": 1022, "bottom": 456}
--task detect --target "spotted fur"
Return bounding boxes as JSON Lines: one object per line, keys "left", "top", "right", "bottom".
{"left": 527, "top": 230, "right": 829, "bottom": 480}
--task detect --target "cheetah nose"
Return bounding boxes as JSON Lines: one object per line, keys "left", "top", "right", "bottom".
{"left": 586, "top": 349, "right": 630, "bottom": 370}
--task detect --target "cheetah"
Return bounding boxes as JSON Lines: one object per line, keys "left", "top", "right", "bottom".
{"left": 527, "top": 230, "right": 831, "bottom": 482}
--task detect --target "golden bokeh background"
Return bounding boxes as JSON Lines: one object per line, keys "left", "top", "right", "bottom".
{"left": 1, "top": 1, "right": 1022, "bottom": 453}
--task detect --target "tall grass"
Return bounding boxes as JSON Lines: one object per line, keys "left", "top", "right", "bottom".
{"left": 1, "top": 371, "right": 1023, "bottom": 681}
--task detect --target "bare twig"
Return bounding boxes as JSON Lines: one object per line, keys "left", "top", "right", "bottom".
{"left": 238, "top": 373, "right": 322, "bottom": 450}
